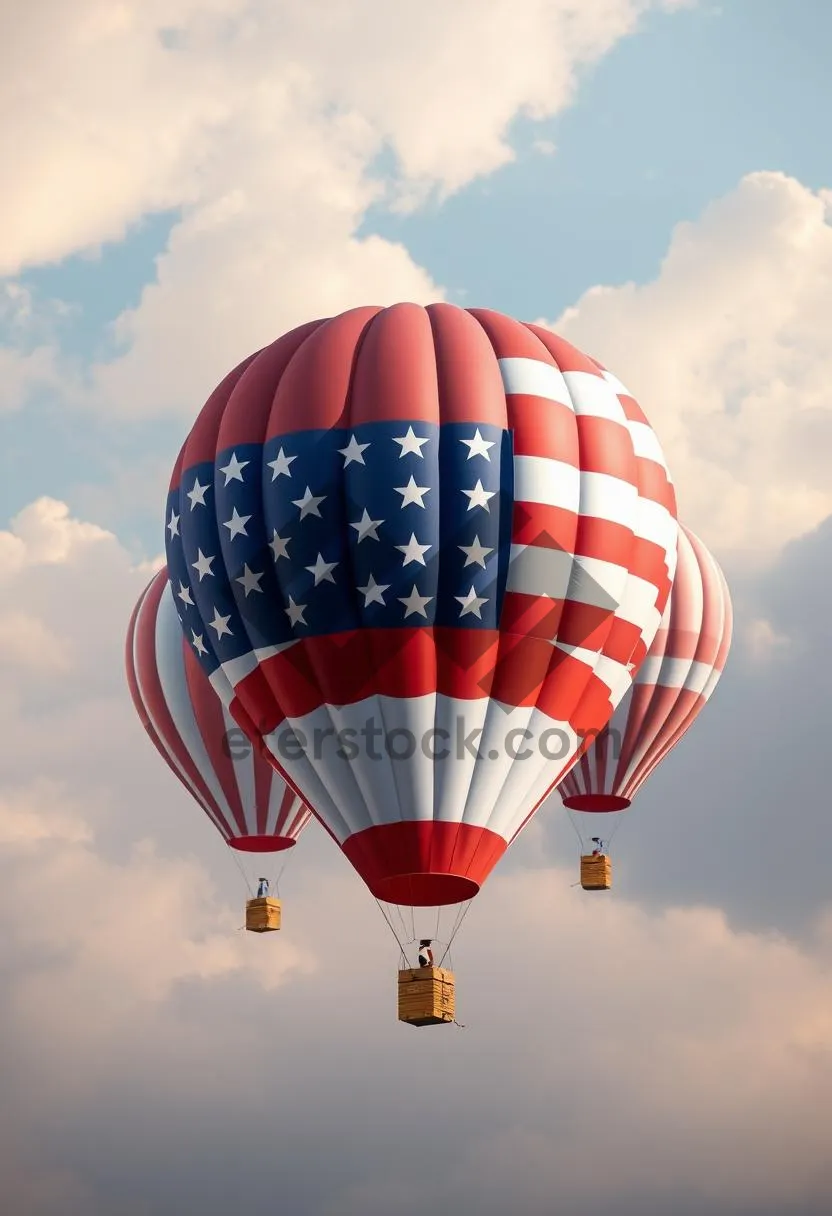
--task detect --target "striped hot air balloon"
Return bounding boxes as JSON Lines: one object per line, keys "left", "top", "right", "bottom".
{"left": 125, "top": 565, "right": 312, "bottom": 928}
{"left": 161, "top": 303, "right": 677, "bottom": 938}
{"left": 558, "top": 523, "right": 732, "bottom": 888}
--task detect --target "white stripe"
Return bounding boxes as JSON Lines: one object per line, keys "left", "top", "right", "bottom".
{"left": 563, "top": 370, "right": 629, "bottom": 423}
{"left": 514, "top": 454, "right": 580, "bottom": 509}
{"left": 131, "top": 587, "right": 205, "bottom": 811}
{"left": 265, "top": 778, "right": 287, "bottom": 836}
{"left": 636, "top": 656, "right": 715, "bottom": 696}
{"left": 628, "top": 419, "right": 668, "bottom": 468}
{"left": 507, "top": 546, "right": 630, "bottom": 612}
{"left": 633, "top": 495, "right": 678, "bottom": 555}
{"left": 600, "top": 369, "right": 633, "bottom": 398}
{"left": 515, "top": 455, "right": 638, "bottom": 524}
{"left": 131, "top": 586, "right": 209, "bottom": 818}
{"left": 155, "top": 582, "right": 237, "bottom": 835}
{"left": 218, "top": 642, "right": 294, "bottom": 690}
{"left": 222, "top": 702, "right": 256, "bottom": 834}
{"left": 615, "top": 573, "right": 664, "bottom": 634}
{"left": 264, "top": 691, "right": 590, "bottom": 846}
{"left": 498, "top": 356, "right": 572, "bottom": 407}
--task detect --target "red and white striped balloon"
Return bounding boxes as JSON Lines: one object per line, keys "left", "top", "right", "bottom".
{"left": 125, "top": 566, "right": 311, "bottom": 852}
{"left": 559, "top": 524, "right": 732, "bottom": 813}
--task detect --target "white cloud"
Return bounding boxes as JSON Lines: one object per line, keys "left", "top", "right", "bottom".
{"left": 1, "top": 0, "right": 692, "bottom": 417}
{"left": 540, "top": 171, "right": 832, "bottom": 556}
{"left": 744, "top": 615, "right": 792, "bottom": 662}
{"left": 0, "top": 494, "right": 830, "bottom": 1213}
{"left": 0, "top": 0, "right": 688, "bottom": 276}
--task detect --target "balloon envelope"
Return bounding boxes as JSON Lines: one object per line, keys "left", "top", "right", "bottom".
{"left": 559, "top": 524, "right": 732, "bottom": 812}
{"left": 126, "top": 566, "right": 311, "bottom": 851}
{"left": 163, "top": 303, "right": 677, "bottom": 904}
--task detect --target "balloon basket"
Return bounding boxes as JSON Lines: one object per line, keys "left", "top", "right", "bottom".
{"left": 398, "top": 967, "right": 455, "bottom": 1027}
{"left": 580, "top": 854, "right": 612, "bottom": 891}
{"left": 245, "top": 897, "right": 282, "bottom": 932}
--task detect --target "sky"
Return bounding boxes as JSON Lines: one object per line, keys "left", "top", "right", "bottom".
{"left": 2, "top": 2, "right": 832, "bottom": 1213}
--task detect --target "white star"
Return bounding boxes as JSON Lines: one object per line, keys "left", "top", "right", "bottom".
{"left": 167, "top": 509, "right": 179, "bottom": 538}
{"left": 462, "top": 479, "right": 496, "bottom": 512}
{"left": 455, "top": 586, "right": 488, "bottom": 619}
{"left": 219, "top": 452, "right": 249, "bottom": 484}
{"left": 208, "top": 608, "right": 233, "bottom": 639}
{"left": 177, "top": 581, "right": 194, "bottom": 606}
{"left": 338, "top": 435, "right": 370, "bottom": 466}
{"left": 395, "top": 475, "right": 431, "bottom": 508}
{"left": 350, "top": 509, "right": 383, "bottom": 543}
{"left": 393, "top": 426, "right": 430, "bottom": 458}
{"left": 396, "top": 533, "right": 432, "bottom": 566}
{"left": 186, "top": 477, "right": 209, "bottom": 509}
{"left": 459, "top": 536, "right": 494, "bottom": 569}
{"left": 191, "top": 631, "right": 207, "bottom": 657}
{"left": 223, "top": 507, "right": 252, "bottom": 539}
{"left": 305, "top": 553, "right": 338, "bottom": 585}
{"left": 293, "top": 486, "right": 326, "bottom": 520}
{"left": 460, "top": 428, "right": 496, "bottom": 461}
{"left": 236, "top": 564, "right": 264, "bottom": 596}
{"left": 269, "top": 531, "right": 290, "bottom": 561}
{"left": 267, "top": 447, "right": 296, "bottom": 480}
{"left": 285, "top": 597, "right": 307, "bottom": 627}
{"left": 192, "top": 549, "right": 215, "bottom": 581}
{"left": 398, "top": 585, "right": 433, "bottom": 618}
{"left": 357, "top": 573, "right": 390, "bottom": 606}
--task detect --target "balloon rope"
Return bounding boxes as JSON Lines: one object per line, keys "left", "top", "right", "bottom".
{"left": 230, "top": 848, "right": 255, "bottom": 898}
{"left": 436, "top": 899, "right": 472, "bottom": 970}
{"left": 374, "top": 898, "right": 408, "bottom": 968}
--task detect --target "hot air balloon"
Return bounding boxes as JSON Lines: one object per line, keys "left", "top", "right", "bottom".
{"left": 162, "top": 302, "right": 678, "bottom": 1024}
{"left": 558, "top": 523, "right": 732, "bottom": 890}
{"left": 125, "top": 565, "right": 312, "bottom": 932}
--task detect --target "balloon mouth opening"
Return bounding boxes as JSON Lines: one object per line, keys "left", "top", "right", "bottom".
{"left": 562, "top": 794, "right": 631, "bottom": 812}
{"left": 371, "top": 873, "right": 480, "bottom": 908}
{"left": 227, "top": 836, "right": 297, "bottom": 853}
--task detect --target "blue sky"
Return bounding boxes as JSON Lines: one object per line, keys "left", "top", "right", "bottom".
{"left": 4, "top": 0, "right": 831, "bottom": 558}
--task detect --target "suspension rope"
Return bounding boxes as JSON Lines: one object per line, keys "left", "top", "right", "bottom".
{"left": 374, "top": 897, "right": 408, "bottom": 967}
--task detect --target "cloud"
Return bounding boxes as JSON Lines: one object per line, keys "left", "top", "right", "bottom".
{"left": 1, "top": 0, "right": 693, "bottom": 418}
{"left": 539, "top": 171, "right": 832, "bottom": 557}
{"left": 1, "top": 0, "right": 688, "bottom": 276}
{"left": 0, "top": 494, "right": 831, "bottom": 1214}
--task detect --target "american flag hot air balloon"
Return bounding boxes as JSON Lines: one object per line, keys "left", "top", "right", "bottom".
{"left": 558, "top": 523, "right": 732, "bottom": 888}
{"left": 125, "top": 565, "right": 312, "bottom": 928}
{"left": 162, "top": 302, "right": 677, "bottom": 1013}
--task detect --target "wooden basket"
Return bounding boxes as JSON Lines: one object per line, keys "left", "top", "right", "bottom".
{"left": 397, "top": 966, "right": 455, "bottom": 1027}
{"left": 245, "top": 896, "right": 282, "bottom": 932}
{"left": 580, "top": 853, "right": 612, "bottom": 891}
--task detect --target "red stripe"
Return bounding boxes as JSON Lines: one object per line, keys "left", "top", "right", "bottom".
{"left": 508, "top": 394, "right": 577, "bottom": 462}
{"left": 635, "top": 457, "right": 675, "bottom": 515}
{"left": 251, "top": 740, "right": 275, "bottom": 838}
{"left": 575, "top": 414, "right": 637, "bottom": 483}
{"left": 427, "top": 304, "right": 510, "bottom": 425}
{"left": 184, "top": 351, "right": 262, "bottom": 466}
{"left": 628, "top": 689, "right": 705, "bottom": 796}
{"left": 233, "top": 625, "right": 622, "bottom": 743}
{"left": 168, "top": 441, "right": 186, "bottom": 496}
{"left": 218, "top": 319, "right": 326, "bottom": 449}
{"left": 341, "top": 820, "right": 508, "bottom": 906}
{"left": 350, "top": 303, "right": 441, "bottom": 425}
{"left": 182, "top": 643, "right": 250, "bottom": 839}
{"left": 132, "top": 572, "right": 235, "bottom": 838}
{"left": 125, "top": 584, "right": 182, "bottom": 788}
{"left": 267, "top": 306, "right": 381, "bottom": 436}
{"left": 522, "top": 324, "right": 609, "bottom": 376}
{"left": 512, "top": 503, "right": 672, "bottom": 599}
